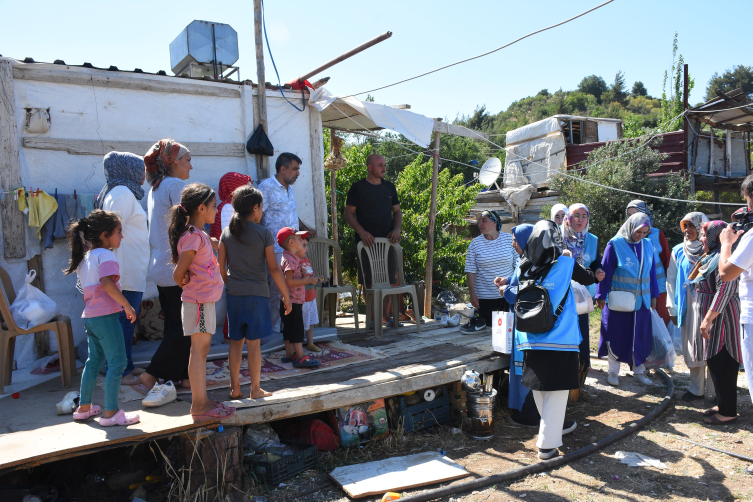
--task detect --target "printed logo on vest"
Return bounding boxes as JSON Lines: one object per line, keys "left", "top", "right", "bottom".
{"left": 583, "top": 253, "right": 591, "bottom": 263}
{"left": 624, "top": 255, "right": 635, "bottom": 267}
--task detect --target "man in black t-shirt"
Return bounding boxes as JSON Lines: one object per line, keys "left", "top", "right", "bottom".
{"left": 344, "top": 154, "right": 404, "bottom": 325}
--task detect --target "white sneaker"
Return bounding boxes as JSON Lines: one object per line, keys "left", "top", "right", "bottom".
{"left": 56, "top": 391, "right": 80, "bottom": 415}
{"left": 607, "top": 373, "right": 619, "bottom": 386}
{"left": 448, "top": 314, "right": 462, "bottom": 327}
{"left": 440, "top": 314, "right": 450, "bottom": 327}
{"left": 634, "top": 373, "right": 652, "bottom": 385}
{"left": 142, "top": 381, "right": 177, "bottom": 408}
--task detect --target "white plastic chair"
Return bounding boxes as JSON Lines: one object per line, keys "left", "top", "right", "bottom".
{"left": 307, "top": 237, "right": 359, "bottom": 332}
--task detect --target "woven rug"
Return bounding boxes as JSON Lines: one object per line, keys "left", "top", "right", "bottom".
{"left": 106, "top": 341, "right": 383, "bottom": 403}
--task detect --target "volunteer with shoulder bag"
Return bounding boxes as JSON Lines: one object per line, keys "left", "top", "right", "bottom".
{"left": 717, "top": 174, "right": 753, "bottom": 476}
{"left": 595, "top": 213, "right": 659, "bottom": 387}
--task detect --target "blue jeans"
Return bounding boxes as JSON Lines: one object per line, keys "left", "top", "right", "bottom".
{"left": 80, "top": 313, "right": 126, "bottom": 411}
{"left": 119, "top": 290, "right": 143, "bottom": 375}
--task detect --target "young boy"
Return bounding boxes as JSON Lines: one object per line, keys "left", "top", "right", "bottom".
{"left": 277, "top": 227, "right": 321, "bottom": 368}
{"left": 300, "top": 236, "right": 322, "bottom": 352}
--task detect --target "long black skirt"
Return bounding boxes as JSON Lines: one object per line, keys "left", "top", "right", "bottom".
{"left": 522, "top": 350, "right": 580, "bottom": 392}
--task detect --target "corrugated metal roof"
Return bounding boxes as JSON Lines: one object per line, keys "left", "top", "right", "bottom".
{"left": 688, "top": 88, "right": 753, "bottom": 130}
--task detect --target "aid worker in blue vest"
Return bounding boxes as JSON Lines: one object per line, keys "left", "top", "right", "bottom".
{"left": 561, "top": 203, "right": 605, "bottom": 402}
{"left": 512, "top": 220, "right": 597, "bottom": 460}
{"left": 626, "top": 200, "right": 671, "bottom": 325}
{"left": 595, "top": 213, "right": 660, "bottom": 387}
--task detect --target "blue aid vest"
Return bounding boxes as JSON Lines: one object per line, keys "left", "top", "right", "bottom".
{"left": 671, "top": 244, "right": 693, "bottom": 327}
{"left": 646, "top": 228, "right": 667, "bottom": 294}
{"left": 515, "top": 256, "right": 582, "bottom": 352}
{"left": 581, "top": 233, "right": 598, "bottom": 297}
{"left": 609, "top": 237, "right": 653, "bottom": 311}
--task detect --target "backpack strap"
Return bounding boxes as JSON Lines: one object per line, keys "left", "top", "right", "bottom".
{"left": 554, "top": 283, "right": 571, "bottom": 318}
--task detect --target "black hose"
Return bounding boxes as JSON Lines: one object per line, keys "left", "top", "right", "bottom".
{"left": 399, "top": 369, "right": 675, "bottom": 502}
{"left": 662, "top": 433, "right": 753, "bottom": 463}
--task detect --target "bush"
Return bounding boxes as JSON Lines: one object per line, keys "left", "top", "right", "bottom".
{"left": 549, "top": 138, "right": 697, "bottom": 250}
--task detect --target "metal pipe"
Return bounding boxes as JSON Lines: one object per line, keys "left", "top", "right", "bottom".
{"left": 211, "top": 23, "right": 218, "bottom": 79}
{"left": 398, "top": 369, "right": 675, "bottom": 502}
{"left": 295, "top": 31, "right": 392, "bottom": 83}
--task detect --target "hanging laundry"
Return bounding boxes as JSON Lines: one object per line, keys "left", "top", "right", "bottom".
{"left": 16, "top": 188, "right": 28, "bottom": 214}
{"left": 41, "top": 193, "right": 70, "bottom": 249}
{"left": 28, "top": 190, "right": 58, "bottom": 239}
{"left": 78, "top": 194, "right": 96, "bottom": 218}
{"left": 65, "top": 194, "right": 79, "bottom": 220}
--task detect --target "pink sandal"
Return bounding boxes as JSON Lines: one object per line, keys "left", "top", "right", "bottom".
{"left": 99, "top": 409, "right": 140, "bottom": 426}
{"left": 73, "top": 404, "right": 102, "bottom": 420}
{"left": 192, "top": 405, "right": 235, "bottom": 423}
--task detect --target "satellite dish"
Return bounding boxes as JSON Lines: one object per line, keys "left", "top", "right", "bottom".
{"left": 478, "top": 157, "right": 502, "bottom": 187}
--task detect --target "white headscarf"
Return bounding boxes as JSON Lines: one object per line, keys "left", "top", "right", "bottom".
{"left": 680, "top": 212, "right": 709, "bottom": 264}
{"left": 617, "top": 213, "right": 651, "bottom": 243}
{"left": 562, "top": 203, "right": 590, "bottom": 265}
{"left": 550, "top": 203, "right": 568, "bottom": 222}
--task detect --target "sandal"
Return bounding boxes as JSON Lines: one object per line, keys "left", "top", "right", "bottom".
{"left": 746, "top": 464, "right": 753, "bottom": 475}
{"left": 292, "top": 355, "right": 321, "bottom": 368}
{"left": 702, "top": 406, "right": 719, "bottom": 417}
{"left": 99, "top": 409, "right": 140, "bottom": 426}
{"left": 73, "top": 404, "right": 102, "bottom": 420}
{"left": 192, "top": 405, "right": 235, "bottom": 423}
{"left": 703, "top": 414, "right": 738, "bottom": 425}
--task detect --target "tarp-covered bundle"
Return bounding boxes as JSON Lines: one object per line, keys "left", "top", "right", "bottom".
{"left": 503, "top": 117, "right": 566, "bottom": 189}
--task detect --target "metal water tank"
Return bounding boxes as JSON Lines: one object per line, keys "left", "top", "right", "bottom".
{"left": 169, "top": 21, "right": 239, "bottom": 74}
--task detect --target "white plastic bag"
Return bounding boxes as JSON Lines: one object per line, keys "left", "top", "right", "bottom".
{"left": 644, "top": 309, "right": 676, "bottom": 370}
{"left": 667, "top": 321, "right": 682, "bottom": 353}
{"left": 571, "top": 281, "right": 594, "bottom": 315}
{"left": 9, "top": 270, "right": 61, "bottom": 329}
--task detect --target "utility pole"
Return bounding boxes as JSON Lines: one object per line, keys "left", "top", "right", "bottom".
{"left": 253, "top": 0, "right": 270, "bottom": 179}
{"left": 423, "top": 128, "right": 441, "bottom": 318}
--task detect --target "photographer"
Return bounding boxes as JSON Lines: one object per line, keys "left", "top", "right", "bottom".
{"left": 718, "top": 174, "right": 753, "bottom": 475}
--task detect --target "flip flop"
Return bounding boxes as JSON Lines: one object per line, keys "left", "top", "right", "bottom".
{"left": 73, "top": 404, "right": 102, "bottom": 420}
{"left": 703, "top": 414, "right": 738, "bottom": 425}
{"left": 702, "top": 406, "right": 719, "bottom": 417}
{"left": 192, "top": 405, "right": 235, "bottom": 423}
{"left": 292, "top": 355, "right": 321, "bottom": 368}
{"left": 99, "top": 409, "right": 140, "bottom": 427}
{"left": 746, "top": 464, "right": 753, "bottom": 475}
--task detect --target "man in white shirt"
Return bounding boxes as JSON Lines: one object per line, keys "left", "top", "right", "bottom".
{"left": 718, "top": 174, "right": 753, "bottom": 476}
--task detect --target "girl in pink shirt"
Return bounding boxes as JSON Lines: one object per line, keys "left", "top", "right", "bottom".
{"left": 64, "top": 210, "right": 139, "bottom": 426}
{"left": 168, "top": 183, "right": 234, "bottom": 423}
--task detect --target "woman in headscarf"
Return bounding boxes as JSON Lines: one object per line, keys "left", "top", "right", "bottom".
{"left": 463, "top": 210, "right": 517, "bottom": 334}
{"left": 666, "top": 212, "right": 710, "bottom": 401}
{"left": 550, "top": 203, "right": 568, "bottom": 227}
{"left": 626, "top": 200, "right": 671, "bottom": 324}
{"left": 209, "top": 172, "right": 253, "bottom": 240}
{"left": 139, "top": 139, "right": 195, "bottom": 403}
{"left": 595, "top": 213, "right": 659, "bottom": 387}
{"left": 510, "top": 220, "right": 596, "bottom": 459}
{"left": 561, "top": 203, "right": 606, "bottom": 402}
{"left": 688, "top": 221, "right": 741, "bottom": 424}
{"left": 96, "top": 151, "right": 148, "bottom": 384}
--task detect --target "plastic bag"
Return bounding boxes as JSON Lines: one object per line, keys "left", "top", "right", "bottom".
{"left": 644, "top": 309, "right": 676, "bottom": 370}
{"left": 9, "top": 270, "right": 61, "bottom": 329}
{"left": 246, "top": 124, "right": 274, "bottom": 156}
{"left": 667, "top": 321, "right": 682, "bottom": 353}
{"left": 571, "top": 281, "right": 594, "bottom": 315}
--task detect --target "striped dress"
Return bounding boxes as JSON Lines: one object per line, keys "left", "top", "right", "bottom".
{"left": 690, "top": 269, "right": 741, "bottom": 363}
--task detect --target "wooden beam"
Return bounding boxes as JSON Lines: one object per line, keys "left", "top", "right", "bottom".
{"left": 433, "top": 121, "right": 489, "bottom": 140}
{"left": 0, "top": 59, "right": 27, "bottom": 259}
{"left": 329, "top": 131, "right": 339, "bottom": 245}
{"left": 22, "top": 138, "right": 244, "bottom": 157}
{"left": 424, "top": 131, "right": 441, "bottom": 318}
{"left": 694, "top": 115, "right": 752, "bottom": 133}
{"left": 725, "top": 130, "right": 733, "bottom": 177}
{"left": 253, "top": 0, "right": 270, "bottom": 180}
{"left": 309, "top": 106, "right": 327, "bottom": 236}
{"left": 12, "top": 64, "right": 240, "bottom": 98}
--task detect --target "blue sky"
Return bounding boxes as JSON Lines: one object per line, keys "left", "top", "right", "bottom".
{"left": 1, "top": 0, "right": 749, "bottom": 121}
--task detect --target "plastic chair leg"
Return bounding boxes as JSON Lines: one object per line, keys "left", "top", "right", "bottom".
{"left": 315, "top": 288, "right": 324, "bottom": 328}
{"left": 50, "top": 325, "right": 71, "bottom": 389}
{"left": 350, "top": 286, "right": 360, "bottom": 333}
{"left": 374, "top": 291, "right": 384, "bottom": 339}
{"left": 365, "top": 292, "right": 373, "bottom": 329}
{"left": 2, "top": 334, "right": 15, "bottom": 389}
{"left": 410, "top": 287, "right": 422, "bottom": 333}
{"left": 391, "top": 294, "right": 400, "bottom": 327}
{"left": 328, "top": 293, "right": 337, "bottom": 328}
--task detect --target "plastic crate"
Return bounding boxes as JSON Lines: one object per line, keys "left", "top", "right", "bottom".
{"left": 249, "top": 441, "right": 318, "bottom": 484}
{"left": 398, "top": 386, "right": 450, "bottom": 432}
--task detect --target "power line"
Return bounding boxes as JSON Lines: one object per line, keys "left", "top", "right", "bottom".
{"left": 345, "top": 0, "right": 615, "bottom": 97}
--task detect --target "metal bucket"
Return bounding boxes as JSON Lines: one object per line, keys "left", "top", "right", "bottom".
{"left": 466, "top": 389, "right": 496, "bottom": 440}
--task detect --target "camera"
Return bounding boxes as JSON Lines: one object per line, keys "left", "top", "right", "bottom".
{"left": 732, "top": 209, "right": 753, "bottom": 233}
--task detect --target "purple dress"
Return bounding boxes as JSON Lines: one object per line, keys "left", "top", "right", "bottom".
{"left": 595, "top": 240, "right": 659, "bottom": 368}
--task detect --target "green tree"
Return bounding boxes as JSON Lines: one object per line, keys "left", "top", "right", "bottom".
{"left": 577, "top": 75, "right": 608, "bottom": 103}
{"left": 705, "top": 65, "right": 753, "bottom": 101}
{"left": 549, "top": 138, "right": 697, "bottom": 249}
{"left": 631, "top": 81, "right": 648, "bottom": 97}
{"left": 604, "top": 71, "right": 628, "bottom": 106}
{"left": 660, "top": 32, "right": 694, "bottom": 131}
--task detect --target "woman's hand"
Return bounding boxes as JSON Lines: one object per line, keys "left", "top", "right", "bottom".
{"left": 562, "top": 249, "right": 572, "bottom": 257}
{"left": 700, "top": 317, "right": 713, "bottom": 340}
{"left": 595, "top": 268, "right": 606, "bottom": 281}
{"left": 470, "top": 291, "right": 479, "bottom": 309}
{"left": 596, "top": 299, "right": 605, "bottom": 309}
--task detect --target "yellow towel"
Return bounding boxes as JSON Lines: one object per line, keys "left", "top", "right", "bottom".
{"left": 28, "top": 190, "right": 58, "bottom": 239}
{"left": 16, "top": 188, "right": 27, "bottom": 214}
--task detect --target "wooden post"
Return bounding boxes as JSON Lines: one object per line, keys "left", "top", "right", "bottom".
{"left": 330, "top": 131, "right": 339, "bottom": 245}
{"left": 713, "top": 189, "right": 722, "bottom": 216}
{"left": 725, "top": 129, "right": 733, "bottom": 177}
{"left": 683, "top": 64, "right": 692, "bottom": 194}
{"left": 253, "top": 0, "right": 270, "bottom": 180}
{"left": 0, "top": 59, "right": 26, "bottom": 259}
{"left": 27, "top": 255, "right": 48, "bottom": 357}
{"left": 423, "top": 129, "right": 441, "bottom": 318}
{"left": 709, "top": 127, "right": 715, "bottom": 175}
{"left": 308, "top": 104, "right": 327, "bottom": 237}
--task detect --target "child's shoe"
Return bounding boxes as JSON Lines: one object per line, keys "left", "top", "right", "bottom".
{"left": 307, "top": 343, "right": 322, "bottom": 352}
{"left": 292, "top": 355, "right": 320, "bottom": 368}
{"left": 56, "top": 391, "right": 80, "bottom": 415}
{"left": 142, "top": 381, "right": 177, "bottom": 408}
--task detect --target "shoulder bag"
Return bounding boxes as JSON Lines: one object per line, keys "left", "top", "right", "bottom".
{"left": 607, "top": 241, "right": 644, "bottom": 312}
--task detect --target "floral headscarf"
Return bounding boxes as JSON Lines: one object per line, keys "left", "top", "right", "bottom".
{"left": 479, "top": 210, "right": 503, "bottom": 232}
{"left": 616, "top": 213, "right": 651, "bottom": 243}
{"left": 626, "top": 200, "right": 654, "bottom": 226}
{"left": 680, "top": 212, "right": 709, "bottom": 265}
{"left": 689, "top": 221, "right": 727, "bottom": 284}
{"left": 562, "top": 203, "right": 590, "bottom": 265}
{"left": 143, "top": 139, "right": 190, "bottom": 190}
{"left": 95, "top": 151, "right": 145, "bottom": 209}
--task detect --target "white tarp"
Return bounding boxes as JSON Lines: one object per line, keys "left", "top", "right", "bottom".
{"left": 499, "top": 185, "right": 536, "bottom": 220}
{"left": 309, "top": 87, "right": 435, "bottom": 148}
{"left": 503, "top": 134, "right": 567, "bottom": 189}
{"left": 505, "top": 117, "right": 561, "bottom": 147}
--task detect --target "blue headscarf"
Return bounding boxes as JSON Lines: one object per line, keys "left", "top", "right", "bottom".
{"left": 95, "top": 151, "right": 145, "bottom": 209}
{"left": 512, "top": 224, "right": 534, "bottom": 253}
